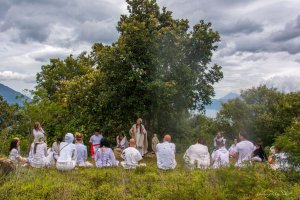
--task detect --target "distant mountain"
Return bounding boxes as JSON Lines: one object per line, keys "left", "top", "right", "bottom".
{"left": 0, "top": 83, "right": 30, "bottom": 105}
{"left": 204, "top": 92, "right": 239, "bottom": 118}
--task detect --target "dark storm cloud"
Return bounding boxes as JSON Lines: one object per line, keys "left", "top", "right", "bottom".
{"left": 218, "top": 19, "right": 263, "bottom": 35}
{"left": 271, "top": 15, "right": 300, "bottom": 42}
{"left": 0, "top": 0, "right": 123, "bottom": 45}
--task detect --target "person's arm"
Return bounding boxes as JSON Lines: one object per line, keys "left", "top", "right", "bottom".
{"left": 72, "top": 147, "right": 77, "bottom": 161}
{"left": 84, "top": 146, "right": 88, "bottom": 161}
{"left": 129, "top": 125, "right": 134, "bottom": 137}
{"left": 109, "top": 149, "right": 117, "bottom": 166}
{"left": 89, "top": 136, "right": 93, "bottom": 144}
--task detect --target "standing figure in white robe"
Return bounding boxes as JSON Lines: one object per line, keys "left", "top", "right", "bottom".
{"left": 29, "top": 132, "right": 53, "bottom": 168}
{"left": 121, "top": 138, "right": 143, "bottom": 169}
{"left": 156, "top": 135, "right": 176, "bottom": 170}
{"left": 152, "top": 134, "right": 159, "bottom": 153}
{"left": 95, "top": 138, "right": 118, "bottom": 168}
{"left": 213, "top": 131, "right": 226, "bottom": 149}
{"left": 89, "top": 129, "right": 103, "bottom": 159}
{"left": 129, "top": 118, "right": 148, "bottom": 156}
{"left": 235, "top": 132, "right": 255, "bottom": 167}
{"left": 75, "top": 132, "right": 93, "bottom": 167}
{"left": 184, "top": 138, "right": 210, "bottom": 169}
{"left": 212, "top": 141, "right": 229, "bottom": 168}
{"left": 56, "top": 133, "right": 77, "bottom": 171}
{"left": 32, "top": 121, "right": 45, "bottom": 139}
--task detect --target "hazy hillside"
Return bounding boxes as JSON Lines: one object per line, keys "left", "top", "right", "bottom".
{"left": 0, "top": 83, "right": 30, "bottom": 105}
{"left": 204, "top": 92, "right": 239, "bottom": 118}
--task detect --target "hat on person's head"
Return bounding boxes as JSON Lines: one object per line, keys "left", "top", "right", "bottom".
{"left": 34, "top": 132, "right": 44, "bottom": 143}
{"left": 65, "top": 133, "right": 74, "bottom": 144}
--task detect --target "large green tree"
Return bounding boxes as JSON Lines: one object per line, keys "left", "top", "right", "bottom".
{"left": 35, "top": 0, "right": 223, "bottom": 139}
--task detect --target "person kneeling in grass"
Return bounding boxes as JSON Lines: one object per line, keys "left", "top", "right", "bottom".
{"left": 95, "top": 138, "right": 118, "bottom": 168}
{"left": 183, "top": 138, "right": 210, "bottom": 169}
{"left": 121, "top": 138, "right": 143, "bottom": 169}
{"left": 29, "top": 132, "right": 53, "bottom": 168}
{"left": 75, "top": 132, "right": 93, "bottom": 167}
{"left": 156, "top": 134, "right": 176, "bottom": 170}
{"left": 56, "top": 133, "right": 77, "bottom": 171}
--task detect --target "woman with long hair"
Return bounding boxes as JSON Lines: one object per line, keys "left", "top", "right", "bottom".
{"left": 129, "top": 118, "right": 148, "bottom": 156}
{"left": 95, "top": 138, "right": 118, "bottom": 168}
{"left": 29, "top": 133, "right": 53, "bottom": 168}
{"left": 9, "top": 138, "right": 27, "bottom": 163}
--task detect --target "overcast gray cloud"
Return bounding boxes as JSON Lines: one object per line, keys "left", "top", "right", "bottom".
{"left": 0, "top": 0, "right": 300, "bottom": 97}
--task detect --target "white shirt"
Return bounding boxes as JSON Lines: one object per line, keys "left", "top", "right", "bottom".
{"left": 75, "top": 143, "right": 87, "bottom": 164}
{"left": 89, "top": 134, "right": 103, "bottom": 145}
{"left": 33, "top": 128, "right": 45, "bottom": 138}
{"left": 228, "top": 144, "right": 237, "bottom": 155}
{"left": 57, "top": 142, "right": 77, "bottom": 162}
{"left": 156, "top": 142, "right": 176, "bottom": 170}
{"left": 235, "top": 140, "right": 255, "bottom": 166}
{"left": 184, "top": 144, "right": 210, "bottom": 169}
{"left": 29, "top": 142, "right": 48, "bottom": 168}
{"left": 212, "top": 146, "right": 229, "bottom": 168}
{"left": 9, "top": 148, "right": 19, "bottom": 161}
{"left": 121, "top": 147, "right": 142, "bottom": 169}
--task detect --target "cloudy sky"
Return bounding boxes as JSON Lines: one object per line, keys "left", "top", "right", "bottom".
{"left": 1, "top": 0, "right": 300, "bottom": 98}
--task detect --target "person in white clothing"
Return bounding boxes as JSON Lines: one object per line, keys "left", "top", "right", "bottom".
{"left": 32, "top": 121, "right": 45, "bottom": 139}
{"left": 56, "top": 133, "right": 77, "bottom": 170}
{"left": 183, "top": 138, "right": 210, "bottom": 169}
{"left": 95, "top": 138, "right": 118, "bottom": 168}
{"left": 52, "top": 136, "right": 63, "bottom": 161}
{"left": 228, "top": 138, "right": 238, "bottom": 157}
{"left": 213, "top": 131, "right": 226, "bottom": 149}
{"left": 29, "top": 132, "right": 53, "bottom": 168}
{"left": 129, "top": 118, "right": 148, "bottom": 156}
{"left": 156, "top": 134, "right": 176, "bottom": 170}
{"left": 235, "top": 132, "right": 255, "bottom": 167}
{"left": 212, "top": 141, "right": 229, "bottom": 168}
{"left": 75, "top": 132, "right": 93, "bottom": 167}
{"left": 9, "top": 138, "right": 28, "bottom": 164}
{"left": 121, "top": 138, "right": 143, "bottom": 169}
{"left": 89, "top": 129, "right": 103, "bottom": 159}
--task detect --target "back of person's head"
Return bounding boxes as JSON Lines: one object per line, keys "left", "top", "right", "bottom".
{"left": 65, "top": 133, "right": 74, "bottom": 144}
{"left": 34, "top": 121, "right": 41, "bottom": 130}
{"left": 197, "top": 138, "right": 206, "bottom": 145}
{"left": 34, "top": 132, "right": 44, "bottom": 143}
{"left": 216, "top": 131, "right": 224, "bottom": 138}
{"left": 129, "top": 138, "right": 136, "bottom": 147}
{"left": 95, "top": 129, "right": 100, "bottom": 134}
{"left": 57, "top": 136, "right": 63, "bottom": 143}
{"left": 9, "top": 138, "right": 19, "bottom": 152}
{"left": 100, "top": 137, "right": 110, "bottom": 148}
{"left": 163, "top": 134, "right": 171, "bottom": 142}
{"left": 239, "top": 131, "right": 248, "bottom": 140}
{"left": 75, "top": 132, "right": 83, "bottom": 142}
{"left": 217, "top": 141, "right": 225, "bottom": 148}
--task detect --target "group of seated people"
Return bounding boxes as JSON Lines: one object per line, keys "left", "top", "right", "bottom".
{"left": 184, "top": 131, "right": 292, "bottom": 170}
{"left": 8, "top": 126, "right": 291, "bottom": 171}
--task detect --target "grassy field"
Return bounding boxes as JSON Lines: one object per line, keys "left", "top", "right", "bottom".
{"left": 0, "top": 155, "right": 299, "bottom": 200}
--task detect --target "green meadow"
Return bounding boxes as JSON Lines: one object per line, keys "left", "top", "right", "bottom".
{"left": 0, "top": 155, "right": 299, "bottom": 200}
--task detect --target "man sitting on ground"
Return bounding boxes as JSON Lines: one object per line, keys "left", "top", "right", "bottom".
{"left": 121, "top": 138, "right": 143, "bottom": 169}
{"left": 156, "top": 134, "right": 176, "bottom": 170}
{"left": 183, "top": 138, "right": 210, "bottom": 169}
{"left": 235, "top": 132, "right": 255, "bottom": 167}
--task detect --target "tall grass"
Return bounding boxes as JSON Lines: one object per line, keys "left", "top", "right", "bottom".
{"left": 0, "top": 155, "right": 299, "bottom": 200}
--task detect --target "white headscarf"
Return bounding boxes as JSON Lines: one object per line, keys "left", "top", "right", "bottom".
{"left": 65, "top": 133, "right": 74, "bottom": 144}
{"left": 34, "top": 132, "right": 44, "bottom": 143}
